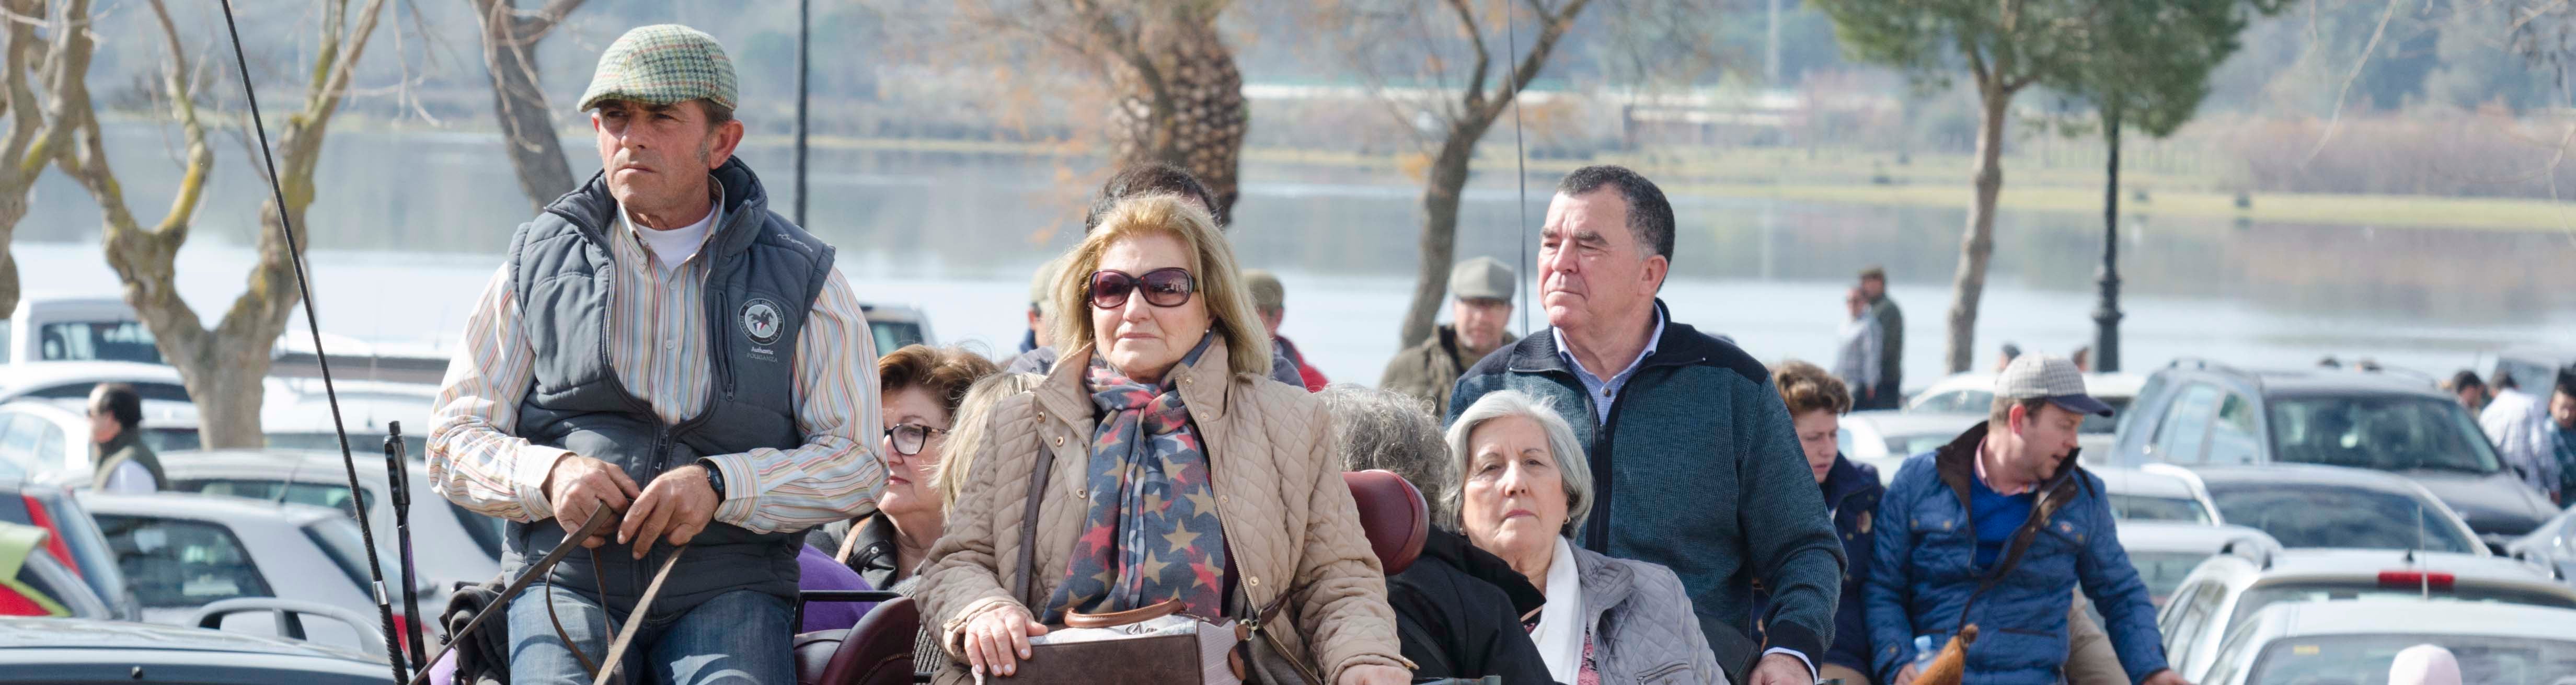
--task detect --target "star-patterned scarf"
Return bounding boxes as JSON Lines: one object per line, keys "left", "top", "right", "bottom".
{"left": 1039, "top": 337, "right": 1229, "bottom": 623}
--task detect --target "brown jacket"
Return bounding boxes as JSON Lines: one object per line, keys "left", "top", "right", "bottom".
{"left": 916, "top": 342, "right": 1409, "bottom": 683}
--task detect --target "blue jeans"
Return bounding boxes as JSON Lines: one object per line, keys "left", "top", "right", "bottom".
{"left": 508, "top": 584, "right": 792, "bottom": 685}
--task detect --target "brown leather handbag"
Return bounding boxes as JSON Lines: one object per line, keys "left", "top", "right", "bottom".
{"left": 981, "top": 432, "right": 1320, "bottom": 684}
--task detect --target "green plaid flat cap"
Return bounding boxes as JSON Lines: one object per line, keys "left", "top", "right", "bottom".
{"left": 578, "top": 24, "right": 737, "bottom": 112}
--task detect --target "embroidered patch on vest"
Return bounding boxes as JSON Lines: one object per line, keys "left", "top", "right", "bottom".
{"left": 741, "top": 298, "right": 785, "bottom": 346}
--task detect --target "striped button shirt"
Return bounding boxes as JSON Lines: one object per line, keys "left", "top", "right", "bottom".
{"left": 429, "top": 197, "right": 883, "bottom": 535}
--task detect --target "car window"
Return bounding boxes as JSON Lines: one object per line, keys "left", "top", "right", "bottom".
{"left": 0, "top": 414, "right": 29, "bottom": 478}
{"left": 1911, "top": 390, "right": 1991, "bottom": 414}
{"left": 2154, "top": 384, "right": 2222, "bottom": 464}
{"left": 870, "top": 321, "right": 925, "bottom": 356}
{"left": 2204, "top": 482, "right": 2478, "bottom": 554}
{"left": 302, "top": 517, "right": 374, "bottom": 591}
{"left": 448, "top": 501, "right": 505, "bottom": 561}
{"left": 176, "top": 479, "right": 375, "bottom": 512}
{"left": 2206, "top": 392, "right": 2261, "bottom": 465}
{"left": 2126, "top": 551, "right": 2212, "bottom": 606}
{"left": 32, "top": 423, "right": 63, "bottom": 472}
{"left": 0, "top": 413, "right": 48, "bottom": 475}
{"left": 2266, "top": 395, "right": 2502, "bottom": 473}
{"left": 1884, "top": 432, "right": 1957, "bottom": 458}
{"left": 93, "top": 514, "right": 272, "bottom": 608}
{"left": 141, "top": 428, "right": 199, "bottom": 453}
{"left": 2166, "top": 581, "right": 2227, "bottom": 658}
{"left": 2250, "top": 632, "right": 2576, "bottom": 684}
{"left": 2110, "top": 494, "right": 2212, "bottom": 523}
{"left": 36, "top": 321, "right": 163, "bottom": 364}
{"left": 2199, "top": 614, "right": 2267, "bottom": 685}
{"left": 21, "top": 382, "right": 191, "bottom": 403}
{"left": 2078, "top": 396, "right": 2129, "bottom": 435}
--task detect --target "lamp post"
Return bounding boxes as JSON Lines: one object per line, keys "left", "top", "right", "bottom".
{"left": 2092, "top": 109, "right": 2124, "bottom": 373}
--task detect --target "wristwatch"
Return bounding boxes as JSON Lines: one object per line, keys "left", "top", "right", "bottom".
{"left": 698, "top": 459, "right": 728, "bottom": 502}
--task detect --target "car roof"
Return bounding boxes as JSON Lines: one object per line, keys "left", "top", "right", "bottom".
{"left": 1846, "top": 410, "right": 1982, "bottom": 436}
{"left": 1917, "top": 372, "right": 2148, "bottom": 397}
{"left": 2247, "top": 598, "right": 2576, "bottom": 641}
{"left": 77, "top": 490, "right": 344, "bottom": 526}
{"left": 0, "top": 616, "right": 380, "bottom": 659}
{"left": 2096, "top": 466, "right": 2198, "bottom": 499}
{"left": 2203, "top": 548, "right": 2560, "bottom": 587}
{"left": 2244, "top": 368, "right": 2444, "bottom": 398}
{"left": 0, "top": 361, "right": 183, "bottom": 392}
{"left": 159, "top": 449, "right": 419, "bottom": 484}
{"left": 2117, "top": 522, "right": 2273, "bottom": 554}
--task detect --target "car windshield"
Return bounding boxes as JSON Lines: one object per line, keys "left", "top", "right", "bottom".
{"left": 2249, "top": 632, "right": 2576, "bottom": 684}
{"left": 264, "top": 432, "right": 428, "bottom": 459}
{"left": 35, "top": 321, "right": 162, "bottom": 364}
{"left": 303, "top": 517, "right": 374, "bottom": 591}
{"left": 2081, "top": 396, "right": 2130, "bottom": 435}
{"left": 2203, "top": 482, "right": 2478, "bottom": 554}
{"left": 2267, "top": 395, "right": 2501, "bottom": 474}
{"left": 2110, "top": 494, "right": 2210, "bottom": 523}
{"left": 2129, "top": 551, "right": 2211, "bottom": 606}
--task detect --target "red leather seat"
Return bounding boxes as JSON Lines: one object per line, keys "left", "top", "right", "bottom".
{"left": 1342, "top": 470, "right": 1430, "bottom": 575}
{"left": 794, "top": 595, "right": 918, "bottom": 685}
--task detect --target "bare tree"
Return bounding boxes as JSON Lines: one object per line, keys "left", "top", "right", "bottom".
{"left": 469, "top": 0, "right": 585, "bottom": 211}
{"left": 52, "top": 0, "right": 392, "bottom": 448}
{"left": 951, "top": 0, "right": 1248, "bottom": 221}
{"left": 1314, "top": 0, "right": 1595, "bottom": 349}
{"left": 0, "top": 0, "right": 93, "bottom": 319}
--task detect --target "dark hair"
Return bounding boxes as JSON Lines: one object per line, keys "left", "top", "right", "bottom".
{"left": 90, "top": 383, "right": 142, "bottom": 430}
{"left": 1085, "top": 163, "right": 1222, "bottom": 232}
{"left": 2555, "top": 368, "right": 2575, "bottom": 398}
{"left": 700, "top": 99, "right": 734, "bottom": 130}
{"left": 1858, "top": 266, "right": 1887, "bottom": 282}
{"left": 1772, "top": 360, "right": 1850, "bottom": 416}
{"left": 878, "top": 345, "right": 1002, "bottom": 420}
{"left": 2449, "top": 370, "right": 2487, "bottom": 392}
{"left": 1555, "top": 165, "right": 1675, "bottom": 261}
{"left": 1990, "top": 395, "right": 2052, "bottom": 427}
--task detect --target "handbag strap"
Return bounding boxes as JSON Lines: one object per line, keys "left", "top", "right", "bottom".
{"left": 1954, "top": 474, "right": 2082, "bottom": 631}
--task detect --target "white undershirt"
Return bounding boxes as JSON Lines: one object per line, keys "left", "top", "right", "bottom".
{"left": 624, "top": 200, "right": 721, "bottom": 278}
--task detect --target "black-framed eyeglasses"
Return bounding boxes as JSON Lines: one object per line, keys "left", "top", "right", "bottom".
{"left": 884, "top": 423, "right": 949, "bottom": 456}
{"left": 1088, "top": 268, "right": 1197, "bottom": 310}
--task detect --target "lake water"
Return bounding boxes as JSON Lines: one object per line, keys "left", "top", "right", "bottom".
{"left": 17, "top": 124, "right": 2575, "bottom": 389}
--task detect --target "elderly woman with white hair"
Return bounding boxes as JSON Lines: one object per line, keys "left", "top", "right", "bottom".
{"left": 1448, "top": 389, "right": 1724, "bottom": 685}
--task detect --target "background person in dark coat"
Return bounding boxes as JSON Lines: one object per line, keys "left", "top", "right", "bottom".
{"left": 1859, "top": 266, "right": 1902, "bottom": 409}
{"left": 1760, "top": 361, "right": 1883, "bottom": 684}
{"left": 1319, "top": 385, "right": 1556, "bottom": 683}
{"left": 88, "top": 382, "right": 163, "bottom": 493}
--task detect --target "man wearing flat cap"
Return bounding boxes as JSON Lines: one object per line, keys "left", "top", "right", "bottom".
{"left": 1866, "top": 355, "right": 2183, "bottom": 685}
{"left": 1377, "top": 256, "right": 1517, "bottom": 413}
{"left": 429, "top": 24, "right": 884, "bottom": 684}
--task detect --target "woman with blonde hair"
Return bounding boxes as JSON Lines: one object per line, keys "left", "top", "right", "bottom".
{"left": 917, "top": 194, "right": 1410, "bottom": 684}
{"left": 930, "top": 371, "right": 1048, "bottom": 513}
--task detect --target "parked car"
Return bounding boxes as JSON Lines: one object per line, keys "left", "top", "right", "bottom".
{"left": 2100, "top": 463, "right": 2221, "bottom": 524}
{"left": 2489, "top": 346, "right": 2575, "bottom": 398}
{"left": 2189, "top": 598, "right": 2576, "bottom": 685}
{"left": 1905, "top": 371, "right": 2144, "bottom": 455}
{"left": 159, "top": 449, "right": 503, "bottom": 600}
{"left": 258, "top": 380, "right": 435, "bottom": 458}
{"left": 1, "top": 296, "right": 162, "bottom": 367}
{"left": 0, "top": 616, "right": 393, "bottom": 683}
{"left": 2507, "top": 506, "right": 2576, "bottom": 589}
{"left": 79, "top": 493, "right": 415, "bottom": 655}
{"left": 2110, "top": 358, "right": 2557, "bottom": 541}
{"left": 0, "top": 478, "right": 136, "bottom": 619}
{"left": 2118, "top": 521, "right": 2276, "bottom": 608}
{"left": 1836, "top": 410, "right": 1981, "bottom": 484}
{"left": 0, "top": 398, "right": 201, "bottom": 484}
{"left": 2158, "top": 547, "right": 2576, "bottom": 682}
{"left": 0, "top": 522, "right": 110, "bottom": 619}
{"left": 2192, "top": 464, "right": 2487, "bottom": 555}
{"left": 861, "top": 303, "right": 936, "bottom": 353}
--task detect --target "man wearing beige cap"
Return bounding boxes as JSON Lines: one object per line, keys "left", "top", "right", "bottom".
{"left": 429, "top": 24, "right": 882, "bottom": 684}
{"left": 1378, "top": 256, "right": 1516, "bottom": 412}
{"left": 1865, "top": 355, "right": 2182, "bottom": 685}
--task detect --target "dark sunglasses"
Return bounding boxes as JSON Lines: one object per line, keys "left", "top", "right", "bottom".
{"left": 884, "top": 423, "right": 949, "bottom": 456}
{"left": 1087, "top": 268, "right": 1198, "bottom": 310}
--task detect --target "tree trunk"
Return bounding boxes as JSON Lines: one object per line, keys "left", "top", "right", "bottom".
{"left": 1110, "top": 17, "right": 1244, "bottom": 223}
{"left": 472, "top": 0, "right": 577, "bottom": 212}
{"left": 1398, "top": 129, "right": 1486, "bottom": 348}
{"left": 1944, "top": 82, "right": 2011, "bottom": 374}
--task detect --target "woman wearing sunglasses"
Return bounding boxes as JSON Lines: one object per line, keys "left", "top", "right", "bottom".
{"left": 918, "top": 194, "right": 1411, "bottom": 684}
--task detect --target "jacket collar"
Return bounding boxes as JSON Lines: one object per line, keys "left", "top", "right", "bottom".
{"left": 1420, "top": 529, "right": 1547, "bottom": 616}
{"left": 1569, "top": 544, "right": 1636, "bottom": 623}
{"left": 1932, "top": 421, "right": 2085, "bottom": 505}
{"left": 544, "top": 156, "right": 772, "bottom": 258}
{"left": 1036, "top": 338, "right": 1238, "bottom": 426}
{"left": 1822, "top": 454, "right": 1880, "bottom": 505}
{"left": 1506, "top": 299, "right": 1706, "bottom": 376}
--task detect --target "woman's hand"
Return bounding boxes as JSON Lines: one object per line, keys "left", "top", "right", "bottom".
{"left": 960, "top": 605, "right": 1048, "bottom": 677}
{"left": 1336, "top": 664, "right": 1410, "bottom": 685}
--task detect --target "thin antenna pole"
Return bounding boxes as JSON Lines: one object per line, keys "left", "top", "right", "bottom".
{"left": 1506, "top": 0, "right": 1531, "bottom": 337}
{"left": 794, "top": 0, "right": 810, "bottom": 226}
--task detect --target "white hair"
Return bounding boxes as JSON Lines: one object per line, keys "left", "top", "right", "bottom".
{"left": 1443, "top": 390, "right": 1593, "bottom": 536}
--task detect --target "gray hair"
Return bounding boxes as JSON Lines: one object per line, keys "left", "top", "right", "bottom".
{"left": 1317, "top": 384, "right": 1454, "bottom": 523}
{"left": 1443, "top": 390, "right": 1593, "bottom": 536}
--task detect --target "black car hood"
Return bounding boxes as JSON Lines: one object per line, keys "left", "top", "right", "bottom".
{"left": 2405, "top": 470, "right": 2555, "bottom": 537}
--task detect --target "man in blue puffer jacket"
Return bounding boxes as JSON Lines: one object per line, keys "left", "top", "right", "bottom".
{"left": 1866, "top": 355, "right": 2183, "bottom": 685}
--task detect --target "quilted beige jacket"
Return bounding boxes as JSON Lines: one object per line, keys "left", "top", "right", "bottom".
{"left": 916, "top": 342, "right": 1409, "bottom": 683}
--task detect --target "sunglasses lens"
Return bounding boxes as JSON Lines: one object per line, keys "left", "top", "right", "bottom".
{"left": 1089, "top": 272, "right": 1133, "bottom": 309}
{"left": 1141, "top": 269, "right": 1194, "bottom": 306}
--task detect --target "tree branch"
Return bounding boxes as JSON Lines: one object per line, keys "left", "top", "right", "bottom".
{"left": 1442, "top": 0, "right": 1492, "bottom": 112}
